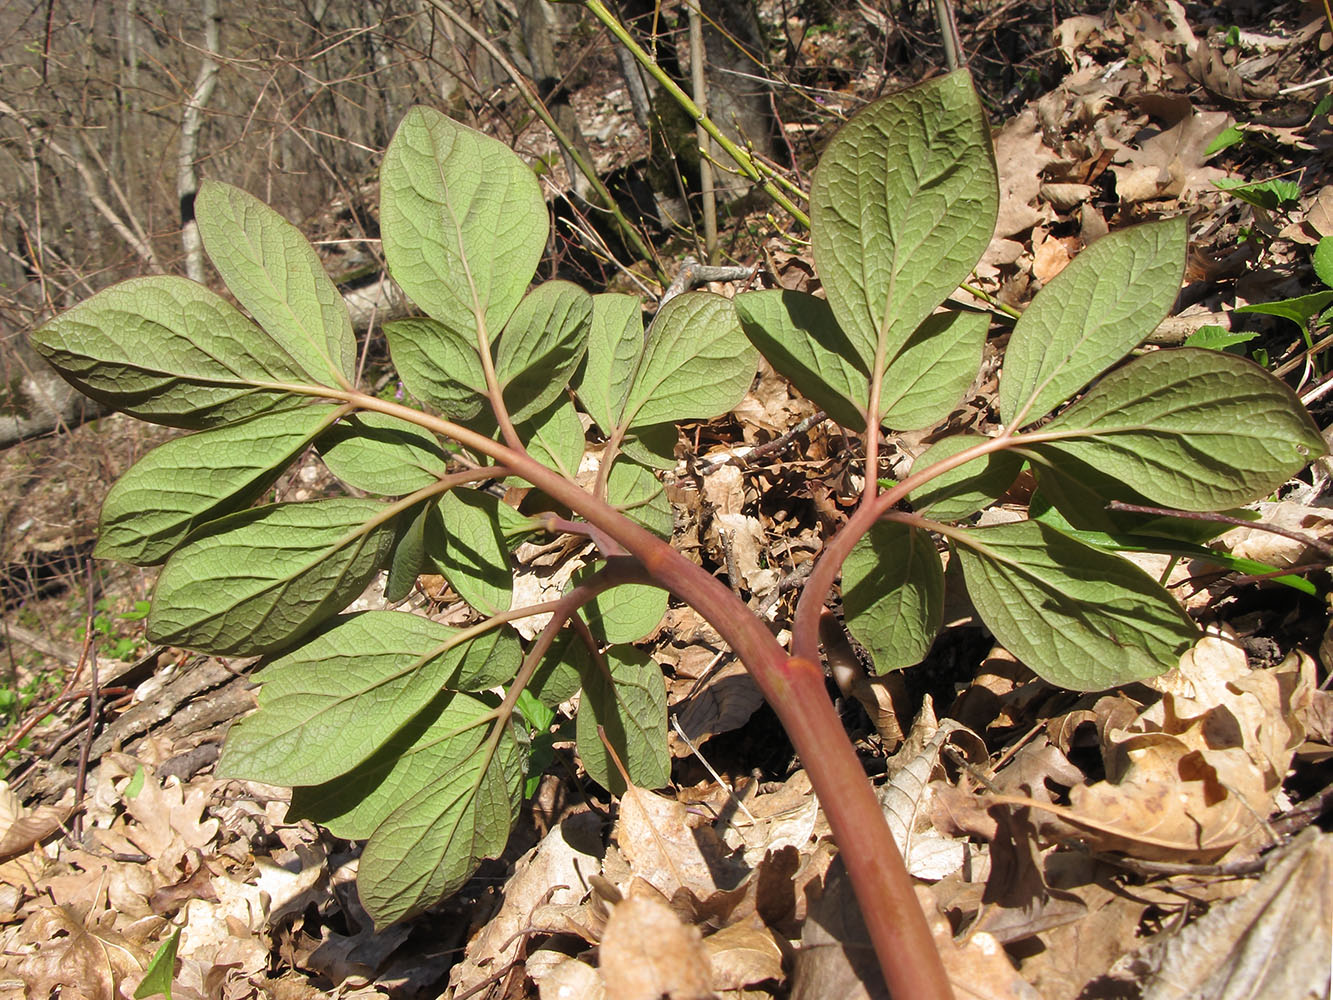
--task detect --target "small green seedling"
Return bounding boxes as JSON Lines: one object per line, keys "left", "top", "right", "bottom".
{"left": 31, "top": 72, "right": 1322, "bottom": 998}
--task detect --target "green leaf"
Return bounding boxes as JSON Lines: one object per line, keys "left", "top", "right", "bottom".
{"left": 576, "top": 646, "right": 670, "bottom": 795}
{"left": 1000, "top": 217, "right": 1186, "bottom": 427}
{"left": 1313, "top": 236, "right": 1333, "bottom": 289}
{"left": 1182, "top": 325, "right": 1258, "bottom": 351}
{"left": 735, "top": 291, "right": 986, "bottom": 432}
{"left": 579, "top": 292, "right": 644, "bottom": 435}
{"left": 620, "top": 423, "right": 680, "bottom": 470}
{"left": 528, "top": 628, "right": 591, "bottom": 708}
{"left": 319, "top": 412, "right": 451, "bottom": 495}
{"left": 218, "top": 611, "right": 519, "bottom": 786}
{"left": 196, "top": 180, "right": 356, "bottom": 387}
{"left": 516, "top": 398, "right": 585, "bottom": 479}
{"left": 618, "top": 292, "right": 756, "bottom": 429}
{"left": 811, "top": 70, "right": 997, "bottom": 376}
{"left": 1028, "top": 496, "right": 1317, "bottom": 596}
{"left": 734, "top": 288, "right": 870, "bottom": 431}
{"left": 385, "top": 502, "right": 431, "bottom": 603}
{"left": 97, "top": 405, "right": 339, "bottom": 566}
{"left": 879, "top": 311, "right": 988, "bottom": 430}
{"left": 148, "top": 497, "right": 397, "bottom": 655}
{"left": 842, "top": 522, "right": 943, "bottom": 671}
{"left": 496, "top": 280, "right": 592, "bottom": 423}
{"left": 606, "top": 458, "right": 672, "bottom": 538}
{"left": 1213, "top": 176, "right": 1301, "bottom": 211}
{"left": 1203, "top": 124, "right": 1245, "bottom": 157}
{"left": 951, "top": 520, "right": 1198, "bottom": 690}
{"left": 910, "top": 434, "right": 1023, "bottom": 521}
{"left": 380, "top": 106, "right": 546, "bottom": 344}
{"left": 30, "top": 276, "right": 309, "bottom": 428}
{"left": 582, "top": 578, "right": 668, "bottom": 645}
{"left": 290, "top": 689, "right": 523, "bottom": 926}
{"left": 383, "top": 316, "right": 488, "bottom": 420}
{"left": 1028, "top": 459, "right": 1238, "bottom": 542}
{"left": 1031, "top": 348, "right": 1325, "bottom": 510}
{"left": 431, "top": 490, "right": 513, "bottom": 615}
{"left": 133, "top": 927, "right": 180, "bottom": 1000}
{"left": 1235, "top": 290, "right": 1333, "bottom": 330}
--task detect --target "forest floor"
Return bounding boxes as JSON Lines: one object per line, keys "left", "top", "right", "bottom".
{"left": 1, "top": 2, "right": 1332, "bottom": 998}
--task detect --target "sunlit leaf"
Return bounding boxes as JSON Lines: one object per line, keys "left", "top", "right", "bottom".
{"left": 148, "top": 497, "right": 397, "bottom": 655}
{"left": 618, "top": 292, "right": 756, "bottom": 429}
{"left": 811, "top": 70, "right": 997, "bottom": 375}
{"left": 97, "top": 405, "right": 339, "bottom": 565}
{"left": 496, "top": 280, "right": 592, "bottom": 423}
{"left": 383, "top": 316, "right": 487, "bottom": 420}
{"left": 319, "top": 411, "right": 451, "bottom": 495}
{"left": 218, "top": 612, "right": 519, "bottom": 785}
{"left": 951, "top": 519, "right": 1198, "bottom": 690}
{"left": 196, "top": 180, "right": 356, "bottom": 386}
{"left": 842, "top": 522, "right": 943, "bottom": 671}
{"left": 1031, "top": 349, "right": 1324, "bottom": 510}
{"left": 380, "top": 106, "right": 546, "bottom": 343}
{"left": 31, "top": 277, "right": 310, "bottom": 428}
{"left": 1000, "top": 217, "right": 1186, "bottom": 427}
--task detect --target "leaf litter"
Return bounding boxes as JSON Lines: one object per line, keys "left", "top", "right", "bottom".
{"left": 4, "top": 2, "right": 1333, "bottom": 999}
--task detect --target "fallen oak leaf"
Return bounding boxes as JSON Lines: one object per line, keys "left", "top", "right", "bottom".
{"left": 599, "top": 894, "right": 712, "bottom": 1000}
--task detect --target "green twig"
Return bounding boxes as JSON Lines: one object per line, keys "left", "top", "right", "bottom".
{"left": 583, "top": 0, "right": 811, "bottom": 230}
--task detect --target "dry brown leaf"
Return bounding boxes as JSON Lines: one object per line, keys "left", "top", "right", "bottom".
{"left": 1110, "top": 109, "right": 1231, "bottom": 204}
{"left": 1110, "top": 828, "right": 1333, "bottom": 1000}
{"left": 534, "top": 956, "right": 606, "bottom": 1000}
{"left": 615, "top": 782, "right": 746, "bottom": 900}
{"left": 671, "top": 659, "right": 766, "bottom": 755}
{"left": 998, "top": 640, "right": 1312, "bottom": 861}
{"left": 0, "top": 799, "right": 72, "bottom": 863}
{"left": 991, "top": 108, "right": 1057, "bottom": 241}
{"left": 1031, "top": 231, "right": 1077, "bottom": 283}
{"left": 702, "top": 914, "right": 783, "bottom": 990}
{"left": 599, "top": 894, "right": 712, "bottom": 1000}
{"left": 14, "top": 905, "right": 148, "bottom": 1000}
{"left": 448, "top": 812, "right": 603, "bottom": 996}
{"left": 1216, "top": 501, "right": 1333, "bottom": 567}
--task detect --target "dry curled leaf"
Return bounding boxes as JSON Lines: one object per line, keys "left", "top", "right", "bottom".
{"left": 599, "top": 895, "right": 712, "bottom": 1000}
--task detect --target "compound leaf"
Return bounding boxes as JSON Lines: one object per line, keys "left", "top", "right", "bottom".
{"left": 196, "top": 180, "right": 356, "bottom": 387}
{"left": 811, "top": 70, "right": 997, "bottom": 376}
{"left": 618, "top": 292, "right": 756, "bottom": 430}
{"left": 496, "top": 280, "right": 592, "bottom": 423}
{"left": 1032, "top": 349, "right": 1324, "bottom": 510}
{"left": 951, "top": 519, "right": 1198, "bottom": 690}
{"left": 383, "top": 316, "right": 487, "bottom": 420}
{"left": 1000, "top": 217, "right": 1186, "bottom": 427}
{"left": 218, "top": 611, "right": 519, "bottom": 786}
{"left": 97, "top": 405, "right": 339, "bottom": 566}
{"left": 431, "top": 490, "right": 513, "bottom": 615}
{"left": 319, "top": 411, "right": 451, "bottom": 495}
{"left": 842, "top": 522, "right": 943, "bottom": 672}
{"left": 380, "top": 106, "right": 547, "bottom": 344}
{"left": 576, "top": 645, "right": 670, "bottom": 795}
{"left": 30, "top": 276, "right": 309, "bottom": 428}
{"left": 148, "top": 497, "right": 397, "bottom": 655}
